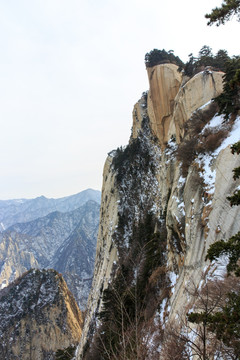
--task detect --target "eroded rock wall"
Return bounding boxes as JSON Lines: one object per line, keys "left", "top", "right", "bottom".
{"left": 77, "top": 155, "right": 119, "bottom": 351}
{"left": 77, "top": 64, "right": 240, "bottom": 359}
{"left": 147, "top": 64, "right": 182, "bottom": 147}
{"left": 172, "top": 70, "right": 224, "bottom": 142}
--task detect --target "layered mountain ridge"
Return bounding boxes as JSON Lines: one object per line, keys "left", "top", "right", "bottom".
{"left": 0, "top": 189, "right": 101, "bottom": 229}
{"left": 77, "top": 64, "right": 240, "bottom": 359}
{"left": 0, "top": 190, "right": 100, "bottom": 309}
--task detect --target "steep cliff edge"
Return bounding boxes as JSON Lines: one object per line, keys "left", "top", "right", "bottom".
{"left": 146, "top": 64, "right": 182, "bottom": 146}
{"left": 77, "top": 64, "right": 240, "bottom": 359}
{"left": 0, "top": 269, "right": 83, "bottom": 359}
{"left": 171, "top": 69, "right": 224, "bottom": 142}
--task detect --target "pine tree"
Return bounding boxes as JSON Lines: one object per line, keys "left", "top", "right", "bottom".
{"left": 215, "top": 57, "right": 240, "bottom": 119}
{"left": 205, "top": 0, "right": 240, "bottom": 26}
{"left": 214, "top": 49, "right": 230, "bottom": 71}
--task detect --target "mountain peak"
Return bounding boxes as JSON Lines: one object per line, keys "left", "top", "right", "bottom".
{"left": 0, "top": 269, "right": 83, "bottom": 359}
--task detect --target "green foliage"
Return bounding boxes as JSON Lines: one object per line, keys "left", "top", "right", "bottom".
{"left": 230, "top": 142, "right": 240, "bottom": 193}
{"left": 198, "top": 45, "right": 213, "bottom": 58}
{"left": 186, "top": 281, "right": 240, "bottom": 358}
{"left": 183, "top": 53, "right": 197, "bottom": 77}
{"left": 188, "top": 311, "right": 209, "bottom": 325}
{"left": 178, "top": 4, "right": 240, "bottom": 357}
{"left": 231, "top": 142, "right": 240, "bottom": 180}
{"left": 228, "top": 190, "right": 240, "bottom": 206}
{"left": 231, "top": 140, "right": 240, "bottom": 154}
{"left": 206, "top": 232, "right": 240, "bottom": 276}
{"left": 144, "top": 46, "right": 232, "bottom": 80}
{"left": 214, "top": 49, "right": 231, "bottom": 70}
{"left": 179, "top": 43, "right": 237, "bottom": 122}
{"left": 112, "top": 137, "right": 151, "bottom": 184}
{"left": 204, "top": 140, "right": 240, "bottom": 356}
{"left": 93, "top": 213, "right": 168, "bottom": 359}
{"left": 205, "top": 0, "right": 240, "bottom": 26}
{"left": 233, "top": 168, "right": 240, "bottom": 180}
{"left": 55, "top": 346, "right": 76, "bottom": 360}
{"left": 206, "top": 142, "right": 240, "bottom": 276}
{"left": 197, "top": 45, "right": 214, "bottom": 67}
{"left": 133, "top": 229, "right": 167, "bottom": 297}
{"left": 199, "top": 288, "right": 240, "bottom": 359}
{"left": 208, "top": 291, "right": 240, "bottom": 348}
{"left": 183, "top": 46, "right": 230, "bottom": 77}
{"left": 144, "top": 48, "right": 184, "bottom": 68}
{"left": 227, "top": 142, "right": 240, "bottom": 205}
{"left": 215, "top": 56, "right": 240, "bottom": 119}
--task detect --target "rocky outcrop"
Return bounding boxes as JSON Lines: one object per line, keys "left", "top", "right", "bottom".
{"left": 77, "top": 64, "right": 240, "bottom": 359}
{"left": 0, "top": 269, "right": 83, "bottom": 359}
{"left": 147, "top": 64, "right": 182, "bottom": 147}
{"left": 146, "top": 64, "right": 224, "bottom": 147}
{"left": 172, "top": 69, "right": 224, "bottom": 142}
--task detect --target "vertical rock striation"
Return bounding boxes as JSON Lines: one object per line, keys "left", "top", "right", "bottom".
{"left": 77, "top": 64, "right": 240, "bottom": 359}
{"left": 147, "top": 64, "right": 182, "bottom": 147}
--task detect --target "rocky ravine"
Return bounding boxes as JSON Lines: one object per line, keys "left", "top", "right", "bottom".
{"left": 0, "top": 269, "right": 83, "bottom": 360}
{"left": 77, "top": 64, "right": 240, "bottom": 359}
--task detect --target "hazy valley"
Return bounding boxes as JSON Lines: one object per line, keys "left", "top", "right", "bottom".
{"left": 0, "top": 189, "right": 101, "bottom": 309}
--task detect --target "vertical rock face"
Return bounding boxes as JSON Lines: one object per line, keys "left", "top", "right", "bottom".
{"left": 78, "top": 155, "right": 119, "bottom": 350}
{"left": 172, "top": 70, "right": 224, "bottom": 142}
{"left": 145, "top": 64, "right": 224, "bottom": 148}
{"left": 168, "top": 146, "right": 240, "bottom": 320}
{"left": 0, "top": 269, "right": 83, "bottom": 359}
{"left": 77, "top": 64, "right": 240, "bottom": 359}
{"left": 147, "top": 64, "right": 182, "bottom": 146}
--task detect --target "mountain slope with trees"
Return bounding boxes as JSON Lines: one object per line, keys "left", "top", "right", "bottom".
{"left": 77, "top": 49, "right": 240, "bottom": 358}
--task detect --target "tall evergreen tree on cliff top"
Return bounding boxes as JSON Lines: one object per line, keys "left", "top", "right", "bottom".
{"left": 205, "top": 0, "right": 240, "bottom": 26}
{"left": 216, "top": 56, "right": 240, "bottom": 119}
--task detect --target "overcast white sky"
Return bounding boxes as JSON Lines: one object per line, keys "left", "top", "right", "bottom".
{"left": 0, "top": 0, "right": 239, "bottom": 199}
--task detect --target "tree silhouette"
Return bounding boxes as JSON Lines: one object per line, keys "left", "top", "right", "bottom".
{"left": 205, "top": 0, "right": 240, "bottom": 26}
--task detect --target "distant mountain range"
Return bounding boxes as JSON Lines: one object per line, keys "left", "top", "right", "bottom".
{"left": 0, "top": 188, "right": 101, "bottom": 229}
{"left": 0, "top": 189, "right": 101, "bottom": 309}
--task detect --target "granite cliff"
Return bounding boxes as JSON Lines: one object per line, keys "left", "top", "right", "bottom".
{"left": 77, "top": 63, "right": 240, "bottom": 359}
